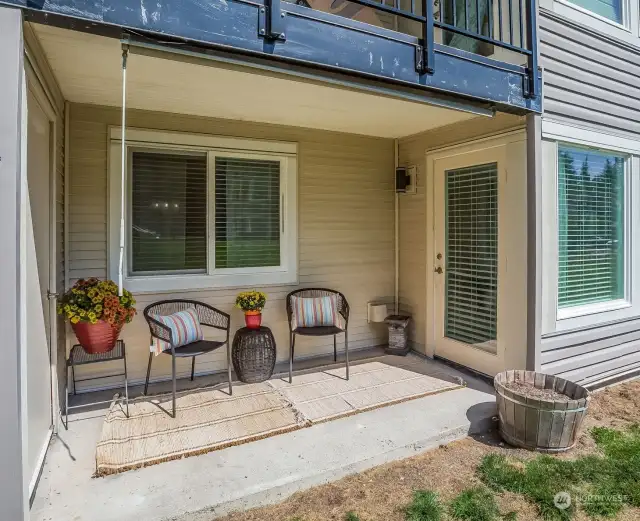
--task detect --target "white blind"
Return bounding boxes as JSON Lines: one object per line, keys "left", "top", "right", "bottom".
{"left": 215, "top": 157, "right": 281, "bottom": 269}
{"left": 130, "top": 151, "right": 207, "bottom": 274}
{"left": 445, "top": 163, "right": 498, "bottom": 347}
{"left": 558, "top": 144, "right": 625, "bottom": 309}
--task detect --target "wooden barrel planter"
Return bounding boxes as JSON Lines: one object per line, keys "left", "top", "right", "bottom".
{"left": 495, "top": 370, "right": 590, "bottom": 452}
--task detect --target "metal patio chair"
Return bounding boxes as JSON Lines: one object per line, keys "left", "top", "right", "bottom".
{"left": 143, "top": 299, "right": 232, "bottom": 418}
{"left": 286, "top": 288, "right": 349, "bottom": 383}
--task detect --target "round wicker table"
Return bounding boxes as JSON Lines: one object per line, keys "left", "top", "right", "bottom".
{"left": 232, "top": 326, "right": 277, "bottom": 383}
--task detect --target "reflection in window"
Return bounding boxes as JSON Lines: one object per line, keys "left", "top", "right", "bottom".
{"left": 557, "top": 144, "right": 625, "bottom": 309}
{"left": 130, "top": 151, "right": 207, "bottom": 275}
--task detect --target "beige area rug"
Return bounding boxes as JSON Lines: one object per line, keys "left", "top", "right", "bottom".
{"left": 268, "top": 361, "right": 462, "bottom": 422}
{"left": 95, "top": 360, "right": 463, "bottom": 475}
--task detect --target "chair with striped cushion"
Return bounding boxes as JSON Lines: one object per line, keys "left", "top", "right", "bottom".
{"left": 143, "top": 300, "right": 231, "bottom": 417}
{"left": 286, "top": 288, "right": 350, "bottom": 383}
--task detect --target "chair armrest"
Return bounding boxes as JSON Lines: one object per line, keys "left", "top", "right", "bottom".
{"left": 339, "top": 299, "right": 350, "bottom": 328}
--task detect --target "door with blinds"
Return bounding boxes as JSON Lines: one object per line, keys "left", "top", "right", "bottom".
{"left": 433, "top": 147, "right": 503, "bottom": 372}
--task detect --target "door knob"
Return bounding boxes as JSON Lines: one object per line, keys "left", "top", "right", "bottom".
{"left": 434, "top": 266, "right": 443, "bottom": 274}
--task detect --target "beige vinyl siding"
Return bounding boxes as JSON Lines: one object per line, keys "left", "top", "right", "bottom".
{"left": 68, "top": 103, "right": 395, "bottom": 390}
{"left": 539, "top": 11, "right": 640, "bottom": 386}
{"left": 397, "top": 113, "right": 525, "bottom": 355}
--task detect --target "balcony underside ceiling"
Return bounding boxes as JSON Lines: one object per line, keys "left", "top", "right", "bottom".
{"left": 30, "top": 24, "right": 489, "bottom": 138}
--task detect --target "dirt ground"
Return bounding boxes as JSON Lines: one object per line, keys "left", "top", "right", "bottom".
{"left": 216, "top": 379, "right": 640, "bottom": 521}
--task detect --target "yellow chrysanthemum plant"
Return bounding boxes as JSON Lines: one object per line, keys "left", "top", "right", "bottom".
{"left": 57, "top": 278, "right": 137, "bottom": 353}
{"left": 236, "top": 290, "right": 267, "bottom": 329}
{"left": 235, "top": 290, "right": 267, "bottom": 312}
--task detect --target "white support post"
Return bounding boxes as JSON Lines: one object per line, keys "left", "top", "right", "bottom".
{"left": 0, "top": 6, "right": 29, "bottom": 521}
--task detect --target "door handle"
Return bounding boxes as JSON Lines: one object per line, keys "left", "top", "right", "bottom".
{"left": 434, "top": 266, "right": 443, "bottom": 274}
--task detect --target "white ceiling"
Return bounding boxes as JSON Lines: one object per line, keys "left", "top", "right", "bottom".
{"left": 31, "top": 24, "right": 480, "bottom": 138}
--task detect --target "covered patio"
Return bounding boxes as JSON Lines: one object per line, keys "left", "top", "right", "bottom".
{"left": 20, "top": 14, "right": 528, "bottom": 518}
{"left": 32, "top": 352, "right": 495, "bottom": 521}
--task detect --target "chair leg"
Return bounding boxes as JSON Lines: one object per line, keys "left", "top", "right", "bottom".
{"left": 144, "top": 352, "right": 153, "bottom": 395}
{"left": 172, "top": 353, "right": 177, "bottom": 419}
{"left": 191, "top": 356, "right": 196, "bottom": 381}
{"left": 227, "top": 342, "right": 233, "bottom": 396}
{"left": 289, "top": 333, "right": 296, "bottom": 384}
{"left": 333, "top": 335, "right": 337, "bottom": 362}
{"left": 345, "top": 330, "right": 349, "bottom": 381}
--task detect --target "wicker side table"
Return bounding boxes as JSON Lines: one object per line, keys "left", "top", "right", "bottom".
{"left": 232, "top": 326, "right": 277, "bottom": 383}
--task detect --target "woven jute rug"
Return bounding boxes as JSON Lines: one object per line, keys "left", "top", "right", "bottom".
{"left": 267, "top": 361, "right": 463, "bottom": 422}
{"left": 95, "top": 361, "right": 463, "bottom": 475}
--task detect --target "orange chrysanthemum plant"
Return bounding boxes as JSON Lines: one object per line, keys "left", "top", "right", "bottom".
{"left": 58, "top": 278, "right": 136, "bottom": 354}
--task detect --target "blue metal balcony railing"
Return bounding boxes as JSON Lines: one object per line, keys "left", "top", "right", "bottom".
{"left": 10, "top": 0, "right": 541, "bottom": 110}
{"left": 277, "top": 0, "right": 539, "bottom": 97}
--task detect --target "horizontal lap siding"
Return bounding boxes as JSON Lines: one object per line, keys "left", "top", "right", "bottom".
{"left": 68, "top": 104, "right": 394, "bottom": 391}
{"left": 540, "top": 14, "right": 640, "bottom": 137}
{"left": 539, "top": 12, "right": 640, "bottom": 385}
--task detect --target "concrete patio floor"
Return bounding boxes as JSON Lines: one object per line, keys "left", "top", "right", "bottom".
{"left": 31, "top": 351, "right": 496, "bottom": 521}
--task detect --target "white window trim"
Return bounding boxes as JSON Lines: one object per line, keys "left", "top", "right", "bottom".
{"left": 540, "top": 0, "right": 640, "bottom": 48}
{"left": 108, "top": 127, "right": 298, "bottom": 293}
{"left": 554, "top": 0, "right": 630, "bottom": 31}
{"left": 541, "top": 120, "right": 640, "bottom": 335}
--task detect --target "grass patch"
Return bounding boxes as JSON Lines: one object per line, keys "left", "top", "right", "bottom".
{"left": 450, "top": 487, "right": 500, "bottom": 521}
{"left": 477, "top": 425, "right": 640, "bottom": 520}
{"left": 404, "top": 490, "right": 444, "bottom": 521}
{"left": 344, "top": 513, "right": 361, "bottom": 521}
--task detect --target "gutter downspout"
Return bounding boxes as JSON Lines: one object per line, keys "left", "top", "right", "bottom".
{"left": 394, "top": 139, "right": 399, "bottom": 315}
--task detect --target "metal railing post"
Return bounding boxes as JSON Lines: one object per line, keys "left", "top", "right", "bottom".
{"left": 422, "top": 0, "right": 435, "bottom": 74}
{"left": 525, "top": 0, "right": 539, "bottom": 98}
{"left": 268, "top": 0, "right": 286, "bottom": 40}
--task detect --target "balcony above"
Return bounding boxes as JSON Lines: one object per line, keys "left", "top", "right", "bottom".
{"left": 8, "top": 0, "right": 541, "bottom": 113}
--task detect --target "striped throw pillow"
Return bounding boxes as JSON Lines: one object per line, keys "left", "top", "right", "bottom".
{"left": 291, "top": 295, "right": 345, "bottom": 330}
{"left": 150, "top": 307, "right": 204, "bottom": 355}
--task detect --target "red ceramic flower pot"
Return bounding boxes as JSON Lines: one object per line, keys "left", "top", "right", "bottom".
{"left": 72, "top": 320, "right": 122, "bottom": 354}
{"left": 244, "top": 311, "right": 262, "bottom": 329}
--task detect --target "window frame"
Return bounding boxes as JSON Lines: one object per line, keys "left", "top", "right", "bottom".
{"left": 555, "top": 0, "right": 630, "bottom": 30}
{"left": 108, "top": 127, "right": 298, "bottom": 293}
{"left": 539, "top": 0, "right": 640, "bottom": 48}
{"left": 541, "top": 120, "right": 640, "bottom": 335}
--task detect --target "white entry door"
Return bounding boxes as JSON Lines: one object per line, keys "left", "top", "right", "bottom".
{"left": 26, "top": 88, "right": 55, "bottom": 497}
{"left": 433, "top": 146, "right": 505, "bottom": 375}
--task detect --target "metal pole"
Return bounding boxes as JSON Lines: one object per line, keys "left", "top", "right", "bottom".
{"left": 423, "top": 0, "right": 435, "bottom": 73}
{"left": 525, "top": 0, "right": 539, "bottom": 97}
{"left": 119, "top": 44, "right": 129, "bottom": 296}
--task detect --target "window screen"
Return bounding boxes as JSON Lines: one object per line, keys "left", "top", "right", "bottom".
{"left": 558, "top": 144, "right": 625, "bottom": 309}
{"left": 445, "top": 163, "right": 498, "bottom": 348}
{"left": 130, "top": 151, "right": 207, "bottom": 274}
{"left": 215, "top": 157, "right": 281, "bottom": 269}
